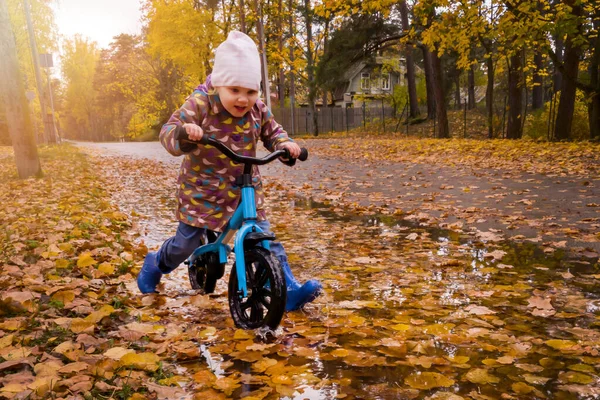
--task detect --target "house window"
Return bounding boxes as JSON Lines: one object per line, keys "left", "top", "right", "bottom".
{"left": 382, "top": 73, "right": 391, "bottom": 90}
{"left": 361, "top": 73, "right": 370, "bottom": 90}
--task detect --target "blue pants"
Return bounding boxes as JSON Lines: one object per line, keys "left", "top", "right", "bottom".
{"left": 158, "top": 220, "right": 287, "bottom": 272}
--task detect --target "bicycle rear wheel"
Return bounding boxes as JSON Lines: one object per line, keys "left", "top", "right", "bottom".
{"left": 228, "top": 247, "right": 286, "bottom": 330}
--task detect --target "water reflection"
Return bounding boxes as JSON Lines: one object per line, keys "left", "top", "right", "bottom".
{"left": 167, "top": 196, "right": 600, "bottom": 399}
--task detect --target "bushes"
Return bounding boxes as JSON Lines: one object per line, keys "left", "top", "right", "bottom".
{"left": 524, "top": 90, "right": 590, "bottom": 141}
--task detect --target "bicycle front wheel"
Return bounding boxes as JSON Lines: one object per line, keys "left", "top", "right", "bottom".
{"left": 228, "top": 247, "right": 286, "bottom": 330}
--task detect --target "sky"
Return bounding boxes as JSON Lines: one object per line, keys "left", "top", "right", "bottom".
{"left": 52, "top": 0, "right": 143, "bottom": 50}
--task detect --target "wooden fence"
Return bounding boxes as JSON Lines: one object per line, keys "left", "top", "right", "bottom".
{"left": 271, "top": 106, "right": 396, "bottom": 135}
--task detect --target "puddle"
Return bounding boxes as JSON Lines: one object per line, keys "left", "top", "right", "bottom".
{"left": 182, "top": 195, "right": 600, "bottom": 399}
{"left": 94, "top": 149, "right": 599, "bottom": 399}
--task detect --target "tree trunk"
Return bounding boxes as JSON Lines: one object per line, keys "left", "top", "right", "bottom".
{"left": 454, "top": 69, "right": 461, "bottom": 110}
{"left": 304, "top": 0, "right": 318, "bottom": 135}
{"left": 554, "top": 1, "right": 582, "bottom": 141}
{"left": 277, "top": 0, "right": 285, "bottom": 107}
{"left": 0, "top": 0, "right": 42, "bottom": 178}
{"left": 431, "top": 46, "right": 449, "bottom": 138}
{"left": 506, "top": 52, "right": 523, "bottom": 139}
{"left": 553, "top": 35, "right": 564, "bottom": 94}
{"left": 254, "top": 0, "right": 271, "bottom": 109}
{"left": 421, "top": 45, "right": 436, "bottom": 120}
{"left": 288, "top": 0, "right": 296, "bottom": 136}
{"left": 532, "top": 51, "right": 544, "bottom": 110}
{"left": 590, "top": 19, "right": 600, "bottom": 140}
{"left": 239, "top": 0, "right": 246, "bottom": 33}
{"left": 485, "top": 55, "right": 495, "bottom": 139}
{"left": 321, "top": 19, "right": 330, "bottom": 108}
{"left": 399, "top": 0, "right": 420, "bottom": 118}
{"left": 468, "top": 64, "right": 475, "bottom": 109}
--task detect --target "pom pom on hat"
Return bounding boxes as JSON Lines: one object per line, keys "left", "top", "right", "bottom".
{"left": 211, "top": 31, "right": 262, "bottom": 91}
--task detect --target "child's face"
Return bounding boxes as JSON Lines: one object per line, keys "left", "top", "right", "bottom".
{"left": 216, "top": 86, "right": 259, "bottom": 117}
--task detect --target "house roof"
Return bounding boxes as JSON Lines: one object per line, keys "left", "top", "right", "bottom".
{"left": 343, "top": 61, "right": 367, "bottom": 83}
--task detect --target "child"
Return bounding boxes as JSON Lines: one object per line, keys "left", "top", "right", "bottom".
{"left": 137, "top": 31, "right": 322, "bottom": 311}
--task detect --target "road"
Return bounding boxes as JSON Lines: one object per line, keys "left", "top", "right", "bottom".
{"left": 74, "top": 139, "right": 600, "bottom": 253}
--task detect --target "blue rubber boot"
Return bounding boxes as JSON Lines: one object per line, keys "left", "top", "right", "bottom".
{"left": 137, "top": 251, "right": 163, "bottom": 294}
{"left": 277, "top": 256, "right": 322, "bottom": 311}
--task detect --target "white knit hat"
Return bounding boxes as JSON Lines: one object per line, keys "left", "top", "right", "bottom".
{"left": 211, "top": 31, "right": 262, "bottom": 91}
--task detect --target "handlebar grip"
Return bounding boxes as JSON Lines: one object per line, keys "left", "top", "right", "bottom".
{"left": 174, "top": 125, "right": 188, "bottom": 141}
{"left": 174, "top": 125, "right": 211, "bottom": 146}
{"left": 298, "top": 148, "right": 309, "bottom": 161}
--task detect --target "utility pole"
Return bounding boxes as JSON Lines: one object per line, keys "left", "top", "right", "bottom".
{"left": 24, "top": 0, "right": 52, "bottom": 144}
{"left": 254, "top": 0, "right": 271, "bottom": 109}
{"left": 0, "top": 0, "right": 42, "bottom": 177}
{"left": 40, "top": 53, "right": 59, "bottom": 142}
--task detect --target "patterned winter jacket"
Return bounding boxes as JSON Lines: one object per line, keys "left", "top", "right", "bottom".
{"left": 159, "top": 75, "right": 293, "bottom": 232}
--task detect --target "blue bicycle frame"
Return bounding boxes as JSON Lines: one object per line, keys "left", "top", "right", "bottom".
{"left": 186, "top": 182, "right": 272, "bottom": 298}
{"left": 176, "top": 130, "right": 305, "bottom": 300}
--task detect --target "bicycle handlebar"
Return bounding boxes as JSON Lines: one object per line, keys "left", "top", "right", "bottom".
{"left": 174, "top": 125, "right": 308, "bottom": 166}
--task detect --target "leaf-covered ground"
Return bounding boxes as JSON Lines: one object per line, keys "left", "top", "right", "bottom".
{"left": 1, "top": 141, "right": 600, "bottom": 400}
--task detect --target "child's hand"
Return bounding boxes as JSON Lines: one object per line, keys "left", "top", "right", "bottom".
{"left": 279, "top": 141, "right": 301, "bottom": 159}
{"left": 183, "top": 123, "right": 204, "bottom": 141}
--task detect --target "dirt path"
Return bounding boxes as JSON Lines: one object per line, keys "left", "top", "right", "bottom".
{"left": 75, "top": 139, "right": 600, "bottom": 255}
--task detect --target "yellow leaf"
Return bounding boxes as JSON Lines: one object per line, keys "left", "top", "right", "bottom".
{"left": 97, "top": 262, "right": 115, "bottom": 275}
{"left": 55, "top": 259, "right": 70, "bottom": 269}
{"left": 119, "top": 352, "right": 160, "bottom": 371}
{"left": 53, "top": 341, "right": 76, "bottom": 355}
{"left": 405, "top": 372, "right": 455, "bottom": 389}
{"left": 192, "top": 369, "right": 216, "bottom": 386}
{"left": 422, "top": 323, "right": 455, "bottom": 336}
{"left": 0, "top": 383, "right": 27, "bottom": 393}
{"left": 111, "top": 211, "right": 128, "bottom": 221}
{"left": 446, "top": 355, "right": 470, "bottom": 364}
{"left": 213, "top": 376, "right": 240, "bottom": 396}
{"left": 391, "top": 323, "right": 411, "bottom": 331}
{"left": 58, "top": 361, "right": 90, "bottom": 374}
{"left": 28, "top": 376, "right": 56, "bottom": 396}
{"left": 233, "top": 329, "right": 253, "bottom": 340}
{"left": 545, "top": 339, "right": 577, "bottom": 350}
{"left": 104, "top": 347, "right": 135, "bottom": 360}
{"left": 34, "top": 360, "right": 62, "bottom": 377}
{"left": 464, "top": 368, "right": 500, "bottom": 384}
{"left": 198, "top": 326, "right": 217, "bottom": 339}
{"left": 560, "top": 371, "right": 594, "bottom": 384}
{"left": 0, "top": 346, "right": 31, "bottom": 360}
{"left": 512, "top": 382, "right": 535, "bottom": 394}
{"left": 85, "top": 305, "right": 115, "bottom": 323}
{"left": 58, "top": 243, "right": 73, "bottom": 252}
{"left": 0, "top": 320, "right": 25, "bottom": 331}
{"left": 70, "top": 318, "right": 95, "bottom": 333}
{"left": 158, "top": 375, "right": 190, "bottom": 386}
{"left": 331, "top": 349, "right": 349, "bottom": 358}
{"left": 252, "top": 358, "right": 278, "bottom": 373}
{"left": 77, "top": 253, "right": 97, "bottom": 268}
{"left": 272, "top": 375, "right": 293, "bottom": 385}
{"left": 0, "top": 334, "right": 14, "bottom": 349}
{"left": 52, "top": 290, "right": 76, "bottom": 305}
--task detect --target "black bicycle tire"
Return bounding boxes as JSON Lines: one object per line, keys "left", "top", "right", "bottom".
{"left": 188, "top": 260, "right": 206, "bottom": 291}
{"left": 228, "top": 247, "right": 286, "bottom": 330}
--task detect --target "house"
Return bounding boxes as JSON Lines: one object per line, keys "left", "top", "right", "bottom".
{"left": 332, "top": 56, "right": 408, "bottom": 108}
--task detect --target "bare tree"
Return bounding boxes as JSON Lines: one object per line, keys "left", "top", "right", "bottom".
{"left": 399, "top": 0, "right": 420, "bottom": 118}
